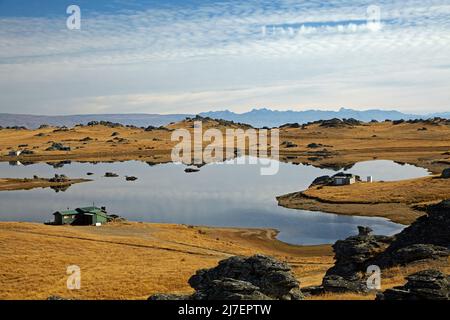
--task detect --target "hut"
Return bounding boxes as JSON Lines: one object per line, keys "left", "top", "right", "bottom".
{"left": 8, "top": 150, "right": 22, "bottom": 157}
{"left": 331, "top": 173, "right": 358, "bottom": 186}
{"left": 52, "top": 206, "right": 109, "bottom": 226}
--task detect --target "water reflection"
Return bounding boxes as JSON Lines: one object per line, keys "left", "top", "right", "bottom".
{"left": 0, "top": 158, "right": 430, "bottom": 245}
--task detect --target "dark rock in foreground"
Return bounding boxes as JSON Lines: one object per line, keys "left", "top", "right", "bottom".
{"left": 318, "top": 200, "right": 450, "bottom": 295}
{"left": 322, "top": 226, "right": 393, "bottom": 293}
{"left": 376, "top": 269, "right": 449, "bottom": 300}
{"left": 375, "top": 200, "right": 450, "bottom": 267}
{"left": 191, "top": 278, "right": 272, "bottom": 300}
{"left": 442, "top": 168, "right": 450, "bottom": 179}
{"left": 148, "top": 293, "right": 191, "bottom": 300}
{"left": 149, "top": 254, "right": 303, "bottom": 300}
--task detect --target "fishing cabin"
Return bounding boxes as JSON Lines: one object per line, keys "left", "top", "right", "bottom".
{"left": 331, "top": 173, "right": 358, "bottom": 186}
{"left": 52, "top": 206, "right": 109, "bottom": 226}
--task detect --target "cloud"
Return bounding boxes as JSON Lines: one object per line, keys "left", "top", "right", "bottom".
{"left": 0, "top": 0, "right": 449, "bottom": 114}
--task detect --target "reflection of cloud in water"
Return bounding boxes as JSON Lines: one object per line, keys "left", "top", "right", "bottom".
{"left": 0, "top": 159, "right": 429, "bottom": 245}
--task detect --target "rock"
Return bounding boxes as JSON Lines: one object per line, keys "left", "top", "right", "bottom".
{"left": 392, "top": 244, "right": 449, "bottom": 265}
{"left": 281, "top": 141, "right": 298, "bottom": 148}
{"left": 47, "top": 295, "right": 72, "bottom": 300}
{"left": 322, "top": 226, "right": 393, "bottom": 293}
{"left": 376, "top": 269, "right": 449, "bottom": 300}
{"left": 148, "top": 294, "right": 191, "bottom": 300}
{"left": 149, "top": 254, "right": 303, "bottom": 300}
{"left": 375, "top": 200, "right": 450, "bottom": 267}
{"left": 189, "top": 255, "right": 303, "bottom": 300}
{"left": 441, "top": 168, "right": 450, "bottom": 179}
{"left": 191, "top": 278, "right": 272, "bottom": 300}
{"left": 322, "top": 275, "right": 368, "bottom": 293}
{"left": 184, "top": 168, "right": 200, "bottom": 173}
{"left": 49, "top": 174, "right": 69, "bottom": 182}
{"left": 46, "top": 142, "right": 71, "bottom": 151}
{"left": 318, "top": 118, "right": 361, "bottom": 128}
{"left": 104, "top": 172, "right": 119, "bottom": 177}
{"left": 279, "top": 123, "right": 300, "bottom": 129}
{"left": 301, "top": 285, "right": 325, "bottom": 296}
{"left": 358, "top": 226, "right": 373, "bottom": 236}
{"left": 307, "top": 143, "right": 322, "bottom": 149}
{"left": 125, "top": 176, "right": 138, "bottom": 181}
{"left": 309, "top": 175, "right": 332, "bottom": 187}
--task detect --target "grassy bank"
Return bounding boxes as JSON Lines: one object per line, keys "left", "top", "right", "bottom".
{"left": 0, "top": 222, "right": 333, "bottom": 300}
{"left": 277, "top": 176, "right": 450, "bottom": 224}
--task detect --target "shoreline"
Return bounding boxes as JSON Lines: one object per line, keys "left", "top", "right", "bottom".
{"left": 0, "top": 178, "right": 90, "bottom": 192}
{"left": 0, "top": 121, "right": 449, "bottom": 174}
{"left": 277, "top": 192, "right": 418, "bottom": 225}
{"left": 0, "top": 221, "right": 333, "bottom": 299}
{"left": 277, "top": 176, "right": 450, "bottom": 225}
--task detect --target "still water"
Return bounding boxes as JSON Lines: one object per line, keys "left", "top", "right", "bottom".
{"left": 0, "top": 158, "right": 430, "bottom": 245}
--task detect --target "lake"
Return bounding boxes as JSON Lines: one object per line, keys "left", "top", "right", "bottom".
{"left": 0, "top": 158, "right": 430, "bottom": 245}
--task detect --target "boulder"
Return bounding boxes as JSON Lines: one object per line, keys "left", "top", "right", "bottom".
{"left": 307, "top": 143, "right": 322, "bottom": 149}
{"left": 191, "top": 278, "right": 272, "bottom": 300}
{"left": 322, "top": 226, "right": 393, "bottom": 293}
{"left": 149, "top": 294, "right": 191, "bottom": 301}
{"left": 375, "top": 200, "right": 450, "bottom": 267}
{"left": 441, "top": 168, "right": 450, "bottom": 179}
{"left": 392, "top": 244, "right": 449, "bottom": 265}
{"left": 46, "top": 142, "right": 71, "bottom": 151}
{"left": 281, "top": 141, "right": 298, "bottom": 148}
{"left": 149, "top": 254, "right": 303, "bottom": 300}
{"left": 189, "top": 255, "right": 303, "bottom": 300}
{"left": 309, "top": 175, "right": 332, "bottom": 187}
{"left": 376, "top": 269, "right": 449, "bottom": 300}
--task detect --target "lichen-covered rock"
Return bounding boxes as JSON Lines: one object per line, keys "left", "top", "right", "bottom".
{"left": 322, "top": 226, "right": 393, "bottom": 293}
{"left": 191, "top": 278, "right": 272, "bottom": 300}
{"left": 375, "top": 200, "right": 450, "bottom": 267}
{"left": 441, "top": 168, "right": 450, "bottom": 179}
{"left": 391, "top": 244, "right": 449, "bottom": 265}
{"left": 189, "top": 254, "right": 303, "bottom": 300}
{"left": 149, "top": 254, "right": 303, "bottom": 300}
{"left": 376, "top": 269, "right": 449, "bottom": 300}
{"left": 148, "top": 294, "right": 191, "bottom": 300}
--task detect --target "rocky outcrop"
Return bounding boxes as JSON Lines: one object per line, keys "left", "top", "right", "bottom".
{"left": 149, "top": 294, "right": 191, "bottom": 300}
{"left": 309, "top": 175, "right": 332, "bottom": 187}
{"left": 191, "top": 278, "right": 272, "bottom": 300}
{"left": 281, "top": 141, "right": 298, "bottom": 148}
{"left": 442, "top": 168, "right": 450, "bottom": 179}
{"left": 318, "top": 118, "right": 362, "bottom": 128}
{"left": 389, "top": 244, "right": 449, "bottom": 265}
{"left": 374, "top": 200, "right": 450, "bottom": 267}
{"left": 46, "top": 142, "right": 71, "bottom": 151}
{"left": 376, "top": 269, "right": 449, "bottom": 300}
{"left": 322, "top": 226, "right": 393, "bottom": 293}
{"left": 149, "top": 254, "right": 303, "bottom": 300}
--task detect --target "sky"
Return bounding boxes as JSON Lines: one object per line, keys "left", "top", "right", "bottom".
{"left": 0, "top": 0, "right": 449, "bottom": 115}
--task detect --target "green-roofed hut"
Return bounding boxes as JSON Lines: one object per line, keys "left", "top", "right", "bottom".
{"left": 53, "top": 206, "right": 109, "bottom": 226}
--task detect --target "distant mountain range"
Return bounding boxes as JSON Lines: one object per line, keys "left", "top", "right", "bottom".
{"left": 1, "top": 108, "right": 449, "bottom": 129}
{"left": 0, "top": 113, "right": 189, "bottom": 129}
{"left": 199, "top": 108, "right": 450, "bottom": 127}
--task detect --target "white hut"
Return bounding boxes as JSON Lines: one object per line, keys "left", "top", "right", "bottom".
{"left": 8, "top": 150, "right": 22, "bottom": 157}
